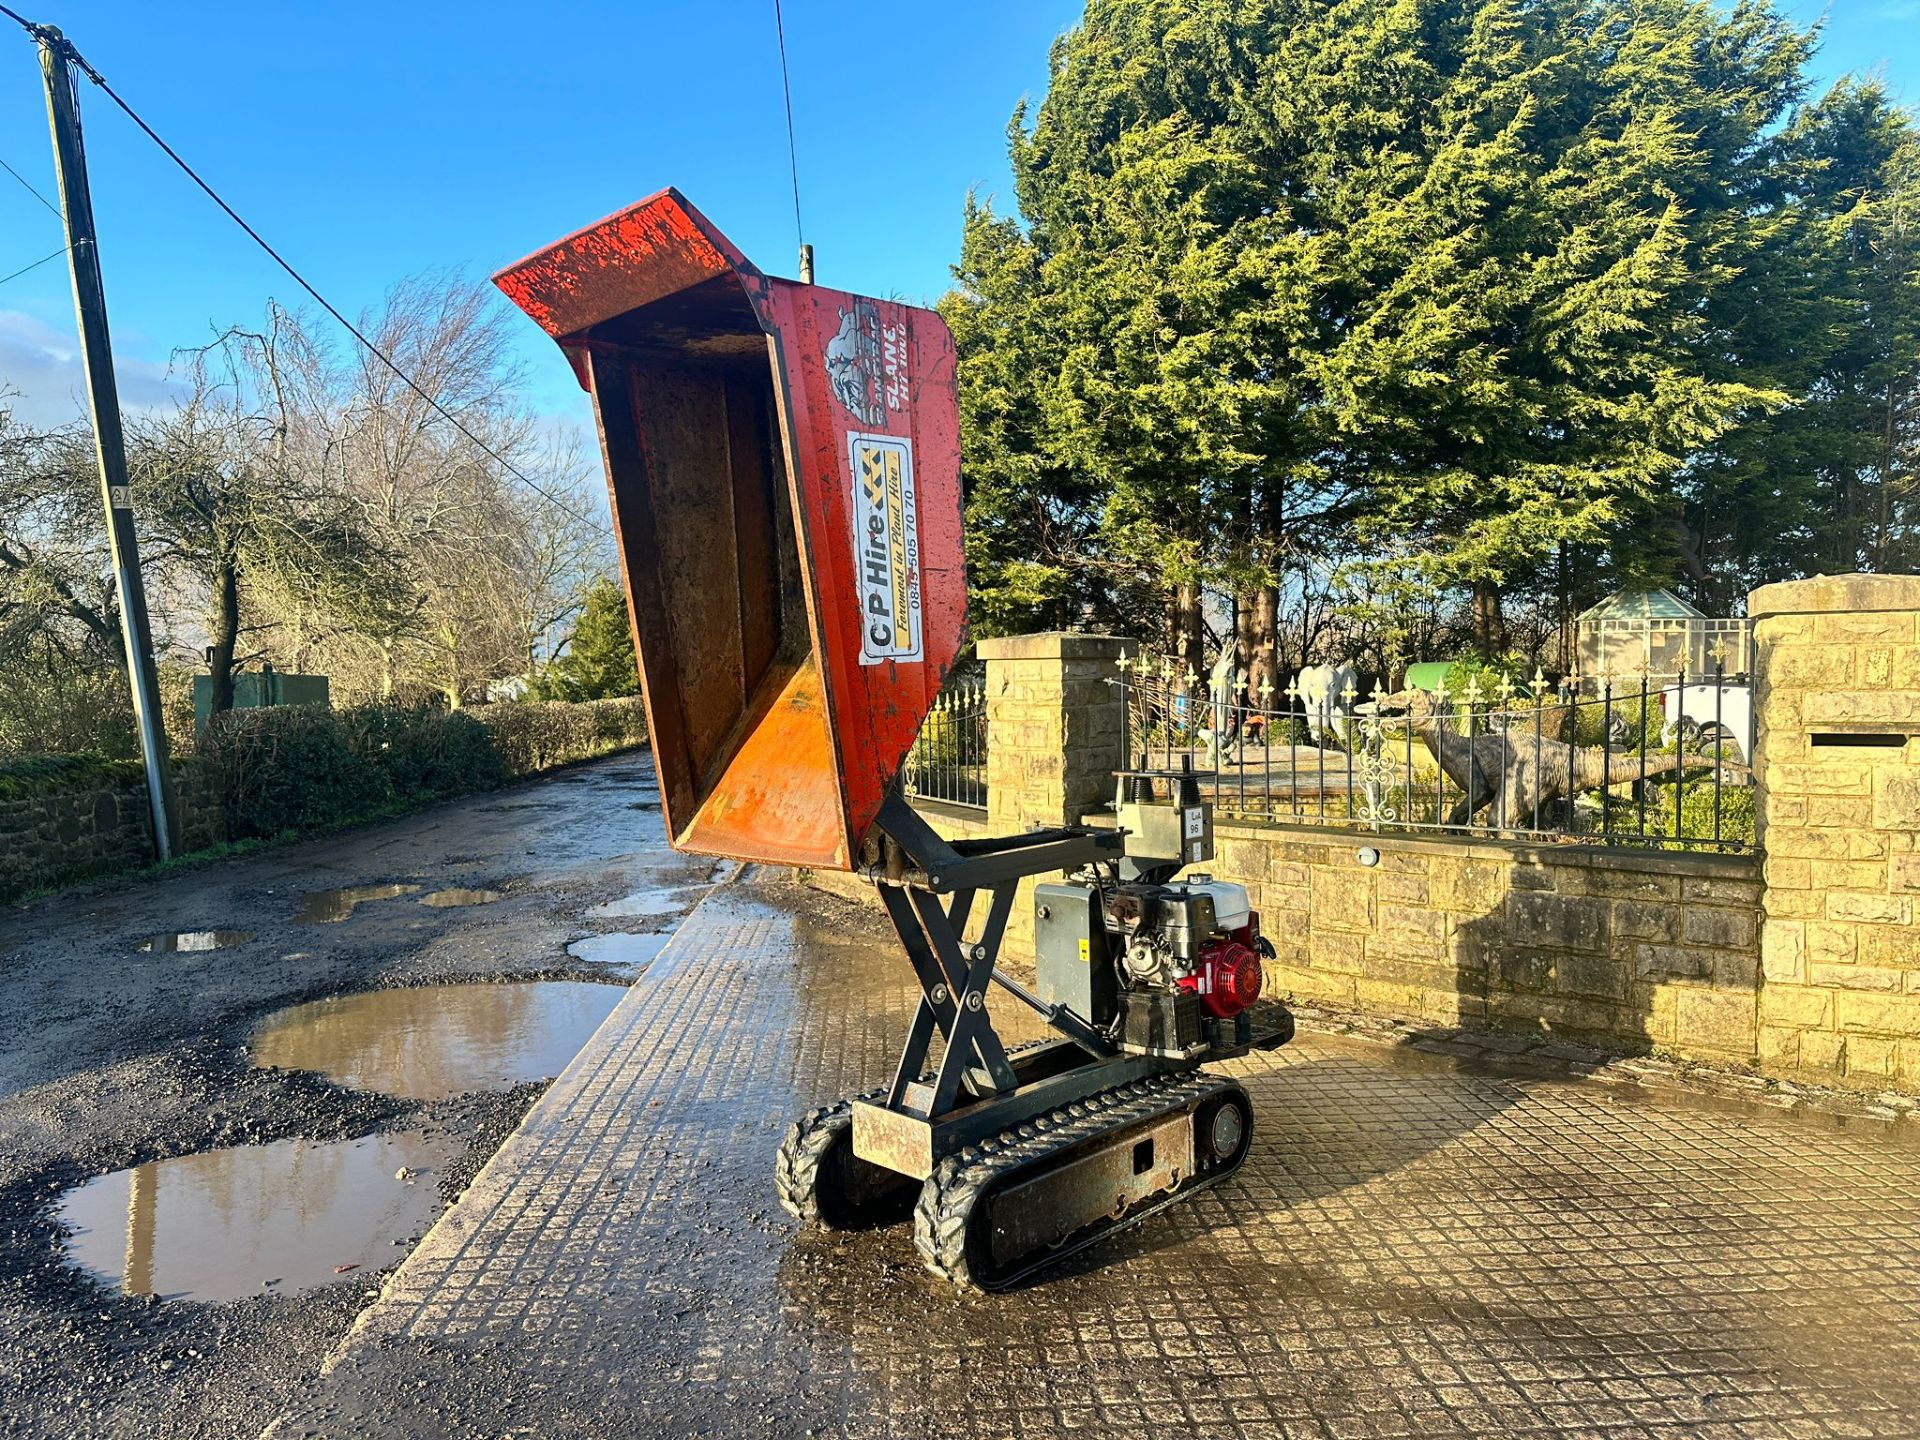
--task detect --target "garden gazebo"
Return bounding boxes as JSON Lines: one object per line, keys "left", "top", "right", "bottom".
{"left": 1575, "top": 588, "right": 1750, "bottom": 689}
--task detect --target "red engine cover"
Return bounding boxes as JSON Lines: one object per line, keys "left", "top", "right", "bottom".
{"left": 1180, "top": 932, "right": 1263, "bottom": 1019}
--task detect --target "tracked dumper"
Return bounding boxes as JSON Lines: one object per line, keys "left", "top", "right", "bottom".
{"left": 494, "top": 191, "right": 1293, "bottom": 1290}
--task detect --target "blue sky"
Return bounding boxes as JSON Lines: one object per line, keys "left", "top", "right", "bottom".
{"left": 0, "top": 0, "right": 1914, "bottom": 434}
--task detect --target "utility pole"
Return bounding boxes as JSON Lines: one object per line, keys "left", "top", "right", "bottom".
{"left": 34, "top": 24, "right": 177, "bottom": 860}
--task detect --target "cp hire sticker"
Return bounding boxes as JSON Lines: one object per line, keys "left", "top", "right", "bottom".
{"left": 848, "top": 432, "right": 922, "bottom": 665}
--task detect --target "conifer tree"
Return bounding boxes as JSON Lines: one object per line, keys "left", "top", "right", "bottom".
{"left": 537, "top": 577, "right": 638, "bottom": 703}
{"left": 1677, "top": 79, "right": 1920, "bottom": 595}
{"left": 950, "top": 0, "right": 1920, "bottom": 666}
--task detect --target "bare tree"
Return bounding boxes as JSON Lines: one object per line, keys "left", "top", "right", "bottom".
{"left": 2, "top": 274, "right": 604, "bottom": 752}
{"left": 132, "top": 336, "right": 403, "bottom": 714}
{"left": 481, "top": 432, "right": 604, "bottom": 687}
{"left": 269, "top": 276, "right": 603, "bottom": 705}
{"left": 0, "top": 397, "right": 138, "bottom": 755}
{"left": 0, "top": 397, "right": 118, "bottom": 658}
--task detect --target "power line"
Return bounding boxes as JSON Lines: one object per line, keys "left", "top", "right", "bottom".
{"left": 0, "top": 244, "right": 63, "bottom": 288}
{"left": 1, "top": 9, "right": 609, "bottom": 535}
{"left": 0, "top": 151, "right": 59, "bottom": 217}
{"left": 82, "top": 65, "right": 608, "bottom": 533}
{"left": 771, "top": 0, "right": 804, "bottom": 251}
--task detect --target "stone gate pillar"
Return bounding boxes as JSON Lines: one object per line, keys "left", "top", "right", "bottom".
{"left": 1751, "top": 574, "right": 1920, "bottom": 1088}
{"left": 976, "top": 632, "right": 1133, "bottom": 961}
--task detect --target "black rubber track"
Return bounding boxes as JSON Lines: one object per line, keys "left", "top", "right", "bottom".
{"left": 775, "top": 1086, "right": 920, "bottom": 1229}
{"left": 777, "top": 1040, "right": 1061, "bottom": 1229}
{"left": 912, "top": 1069, "right": 1250, "bottom": 1291}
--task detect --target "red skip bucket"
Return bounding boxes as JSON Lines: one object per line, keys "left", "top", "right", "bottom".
{"left": 494, "top": 190, "right": 965, "bottom": 870}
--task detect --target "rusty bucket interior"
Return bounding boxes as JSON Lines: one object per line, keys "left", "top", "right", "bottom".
{"left": 585, "top": 273, "right": 839, "bottom": 868}
{"left": 495, "top": 190, "right": 964, "bottom": 871}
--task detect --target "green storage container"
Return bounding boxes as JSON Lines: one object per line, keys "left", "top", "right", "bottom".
{"left": 192, "top": 668, "right": 330, "bottom": 729}
{"left": 1399, "top": 661, "right": 1535, "bottom": 702}
{"left": 1400, "top": 662, "right": 1455, "bottom": 694}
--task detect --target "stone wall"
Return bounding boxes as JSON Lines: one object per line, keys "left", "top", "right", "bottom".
{"left": 1751, "top": 574, "right": 1920, "bottom": 1089}
{"left": 0, "top": 761, "right": 225, "bottom": 905}
{"left": 977, "top": 633, "right": 1133, "bottom": 962}
{"left": 953, "top": 625, "right": 1776, "bottom": 1073}
{"left": 976, "top": 633, "right": 1131, "bottom": 832}
{"left": 1217, "top": 822, "right": 1764, "bottom": 1062}
{"left": 810, "top": 631, "right": 1767, "bottom": 1067}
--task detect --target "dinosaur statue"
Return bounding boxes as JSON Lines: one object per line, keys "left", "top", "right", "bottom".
{"left": 1371, "top": 689, "right": 1744, "bottom": 829}
{"left": 1370, "top": 690, "right": 1509, "bottom": 825}
{"left": 1504, "top": 721, "right": 1750, "bottom": 827}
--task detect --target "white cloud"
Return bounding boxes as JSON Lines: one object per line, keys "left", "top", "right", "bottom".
{"left": 0, "top": 309, "right": 186, "bottom": 428}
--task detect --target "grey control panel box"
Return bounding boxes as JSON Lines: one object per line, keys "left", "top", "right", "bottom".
{"left": 1033, "top": 881, "right": 1115, "bottom": 1025}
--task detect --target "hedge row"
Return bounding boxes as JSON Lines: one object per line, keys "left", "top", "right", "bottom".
{"left": 476, "top": 696, "right": 651, "bottom": 778}
{"left": 198, "top": 696, "right": 648, "bottom": 840}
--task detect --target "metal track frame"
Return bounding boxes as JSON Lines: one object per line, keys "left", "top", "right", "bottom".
{"left": 913, "top": 1070, "right": 1253, "bottom": 1290}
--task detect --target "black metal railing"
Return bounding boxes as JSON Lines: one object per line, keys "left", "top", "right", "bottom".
{"left": 903, "top": 675, "right": 988, "bottom": 811}
{"left": 1117, "top": 657, "right": 1754, "bottom": 852}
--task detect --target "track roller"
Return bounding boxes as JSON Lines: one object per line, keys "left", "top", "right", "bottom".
{"left": 776, "top": 1091, "right": 920, "bottom": 1230}
{"left": 912, "top": 1070, "right": 1252, "bottom": 1291}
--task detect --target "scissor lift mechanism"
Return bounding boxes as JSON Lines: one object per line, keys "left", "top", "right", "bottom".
{"left": 773, "top": 793, "right": 1284, "bottom": 1289}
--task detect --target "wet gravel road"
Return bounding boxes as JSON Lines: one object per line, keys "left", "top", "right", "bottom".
{"left": 0, "top": 751, "right": 708, "bottom": 1440}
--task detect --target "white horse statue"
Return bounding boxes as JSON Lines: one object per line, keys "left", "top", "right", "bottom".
{"left": 1294, "top": 662, "right": 1360, "bottom": 747}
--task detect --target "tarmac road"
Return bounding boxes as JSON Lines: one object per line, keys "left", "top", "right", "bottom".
{"left": 0, "top": 751, "right": 710, "bottom": 1440}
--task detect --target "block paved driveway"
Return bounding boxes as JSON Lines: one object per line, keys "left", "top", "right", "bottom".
{"left": 267, "top": 881, "right": 1920, "bottom": 1440}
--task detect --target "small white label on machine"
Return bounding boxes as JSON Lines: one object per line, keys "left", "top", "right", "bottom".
{"left": 848, "top": 432, "right": 922, "bottom": 665}
{"left": 1183, "top": 807, "right": 1206, "bottom": 841}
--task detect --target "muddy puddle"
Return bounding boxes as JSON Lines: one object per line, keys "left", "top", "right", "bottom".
{"left": 297, "top": 883, "right": 421, "bottom": 923}
{"left": 56, "top": 1129, "right": 457, "bottom": 1303}
{"left": 419, "top": 888, "right": 502, "bottom": 908}
{"left": 586, "top": 888, "right": 697, "bottom": 920}
{"left": 136, "top": 930, "right": 253, "bottom": 954}
{"left": 566, "top": 933, "right": 672, "bottom": 972}
{"left": 250, "top": 982, "right": 623, "bottom": 1100}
